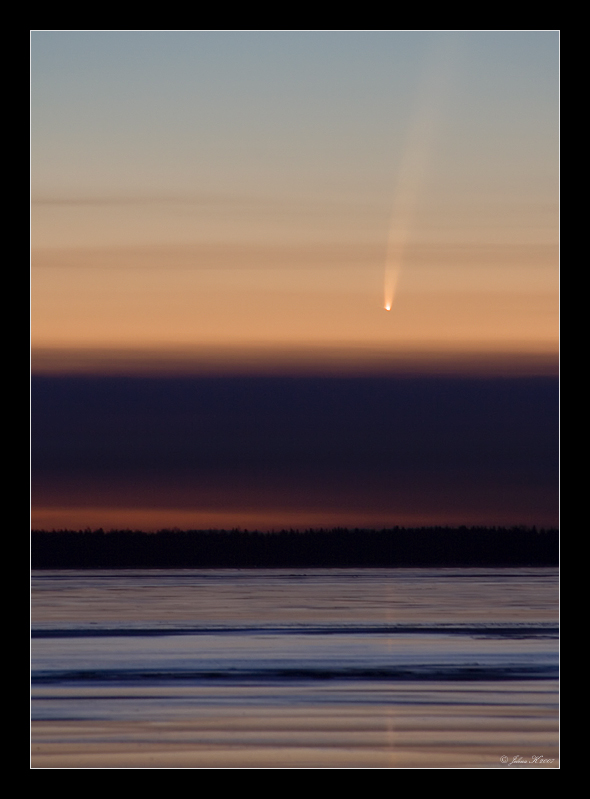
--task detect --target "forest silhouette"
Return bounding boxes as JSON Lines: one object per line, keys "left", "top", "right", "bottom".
{"left": 32, "top": 527, "right": 558, "bottom": 568}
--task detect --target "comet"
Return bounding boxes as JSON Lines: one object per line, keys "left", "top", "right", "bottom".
{"left": 383, "top": 38, "right": 456, "bottom": 311}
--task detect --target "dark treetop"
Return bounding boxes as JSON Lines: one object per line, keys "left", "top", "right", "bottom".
{"left": 31, "top": 527, "right": 558, "bottom": 569}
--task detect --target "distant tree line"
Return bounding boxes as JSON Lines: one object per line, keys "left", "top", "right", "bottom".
{"left": 31, "top": 527, "right": 558, "bottom": 568}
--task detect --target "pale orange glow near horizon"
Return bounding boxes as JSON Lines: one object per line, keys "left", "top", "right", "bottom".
{"left": 31, "top": 503, "right": 555, "bottom": 533}
{"left": 31, "top": 240, "right": 557, "bottom": 371}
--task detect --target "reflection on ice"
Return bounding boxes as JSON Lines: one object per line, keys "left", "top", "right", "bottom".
{"left": 31, "top": 569, "right": 558, "bottom": 768}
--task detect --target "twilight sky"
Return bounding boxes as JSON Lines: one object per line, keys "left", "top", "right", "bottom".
{"left": 31, "top": 31, "right": 558, "bottom": 531}
{"left": 32, "top": 30, "right": 557, "bottom": 365}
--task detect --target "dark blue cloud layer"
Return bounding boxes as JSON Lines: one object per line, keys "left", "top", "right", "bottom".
{"left": 31, "top": 375, "right": 558, "bottom": 525}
